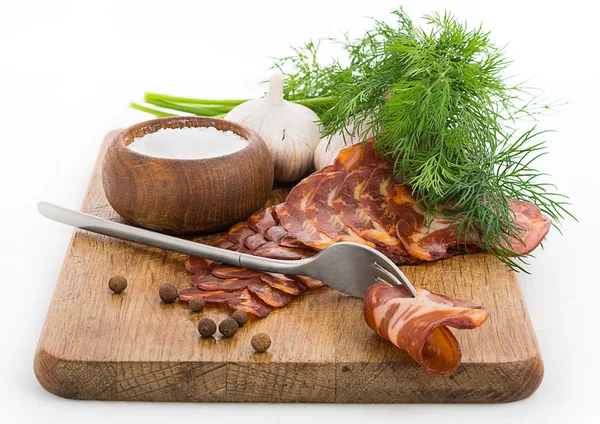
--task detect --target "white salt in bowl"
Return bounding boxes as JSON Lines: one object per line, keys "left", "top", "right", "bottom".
{"left": 102, "top": 116, "right": 274, "bottom": 234}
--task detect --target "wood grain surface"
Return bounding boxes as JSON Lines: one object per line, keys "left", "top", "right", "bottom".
{"left": 34, "top": 131, "right": 544, "bottom": 403}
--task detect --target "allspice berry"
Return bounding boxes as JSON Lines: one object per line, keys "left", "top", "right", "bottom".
{"left": 198, "top": 318, "right": 216, "bottom": 338}
{"left": 159, "top": 284, "right": 178, "bottom": 303}
{"left": 251, "top": 333, "right": 271, "bottom": 353}
{"left": 219, "top": 318, "right": 239, "bottom": 338}
{"left": 189, "top": 297, "right": 205, "bottom": 313}
{"left": 108, "top": 276, "right": 127, "bottom": 293}
{"left": 231, "top": 310, "right": 249, "bottom": 327}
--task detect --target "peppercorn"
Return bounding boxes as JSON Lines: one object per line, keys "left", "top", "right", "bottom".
{"left": 159, "top": 284, "right": 178, "bottom": 303}
{"left": 218, "top": 318, "right": 239, "bottom": 338}
{"left": 251, "top": 333, "right": 271, "bottom": 353}
{"left": 231, "top": 310, "right": 249, "bottom": 327}
{"left": 189, "top": 297, "right": 205, "bottom": 312}
{"left": 108, "top": 275, "right": 127, "bottom": 293}
{"left": 198, "top": 318, "right": 216, "bottom": 338}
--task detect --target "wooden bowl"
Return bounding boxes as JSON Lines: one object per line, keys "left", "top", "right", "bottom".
{"left": 102, "top": 116, "right": 274, "bottom": 234}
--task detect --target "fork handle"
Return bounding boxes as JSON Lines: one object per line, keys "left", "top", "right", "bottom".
{"left": 37, "top": 202, "right": 310, "bottom": 275}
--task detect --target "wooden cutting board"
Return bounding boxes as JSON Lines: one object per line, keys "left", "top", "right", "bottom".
{"left": 34, "top": 131, "right": 543, "bottom": 403}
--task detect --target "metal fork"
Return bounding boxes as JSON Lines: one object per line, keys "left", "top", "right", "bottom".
{"left": 38, "top": 202, "right": 417, "bottom": 298}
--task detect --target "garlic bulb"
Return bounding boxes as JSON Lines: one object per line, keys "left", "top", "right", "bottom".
{"left": 314, "top": 122, "right": 372, "bottom": 170}
{"left": 225, "top": 74, "right": 321, "bottom": 182}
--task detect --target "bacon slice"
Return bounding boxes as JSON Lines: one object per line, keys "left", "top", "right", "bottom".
{"left": 305, "top": 171, "right": 372, "bottom": 245}
{"left": 278, "top": 172, "right": 334, "bottom": 250}
{"left": 363, "top": 283, "right": 489, "bottom": 376}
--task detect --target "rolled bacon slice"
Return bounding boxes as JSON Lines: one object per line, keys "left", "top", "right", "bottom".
{"left": 364, "top": 283, "right": 490, "bottom": 376}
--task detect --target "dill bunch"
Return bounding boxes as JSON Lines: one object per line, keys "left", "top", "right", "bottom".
{"left": 278, "top": 9, "right": 573, "bottom": 270}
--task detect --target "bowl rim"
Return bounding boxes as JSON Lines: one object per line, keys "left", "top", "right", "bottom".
{"left": 116, "top": 116, "right": 258, "bottom": 162}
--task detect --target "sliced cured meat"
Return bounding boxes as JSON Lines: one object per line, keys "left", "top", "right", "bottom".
{"left": 265, "top": 225, "right": 288, "bottom": 242}
{"left": 305, "top": 171, "right": 372, "bottom": 245}
{"left": 180, "top": 138, "right": 550, "bottom": 325}
{"left": 224, "top": 222, "right": 255, "bottom": 245}
{"left": 209, "top": 236, "right": 236, "bottom": 250}
{"left": 389, "top": 186, "right": 549, "bottom": 260}
{"left": 247, "top": 207, "right": 278, "bottom": 235}
{"left": 333, "top": 140, "right": 381, "bottom": 172}
{"left": 192, "top": 273, "right": 257, "bottom": 291}
{"left": 244, "top": 233, "right": 268, "bottom": 250}
{"left": 210, "top": 264, "right": 261, "bottom": 279}
{"left": 185, "top": 257, "right": 211, "bottom": 276}
{"left": 278, "top": 172, "right": 334, "bottom": 250}
{"left": 229, "top": 289, "right": 272, "bottom": 318}
{"left": 248, "top": 281, "right": 294, "bottom": 307}
{"left": 179, "top": 287, "right": 271, "bottom": 317}
{"left": 503, "top": 200, "right": 552, "bottom": 255}
{"left": 363, "top": 283, "right": 489, "bottom": 376}
{"left": 360, "top": 164, "right": 403, "bottom": 241}
{"left": 179, "top": 287, "right": 231, "bottom": 303}
{"left": 278, "top": 234, "right": 308, "bottom": 248}
{"left": 333, "top": 167, "right": 406, "bottom": 255}
{"left": 253, "top": 242, "right": 315, "bottom": 260}
{"left": 389, "top": 185, "right": 466, "bottom": 261}
{"left": 260, "top": 273, "right": 306, "bottom": 295}
{"left": 288, "top": 275, "right": 324, "bottom": 289}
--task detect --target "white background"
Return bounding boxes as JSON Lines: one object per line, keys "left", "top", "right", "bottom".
{"left": 1, "top": 0, "right": 598, "bottom": 422}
